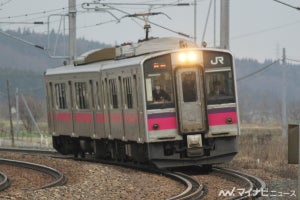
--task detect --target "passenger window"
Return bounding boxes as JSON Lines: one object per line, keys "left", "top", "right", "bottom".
{"left": 109, "top": 79, "right": 118, "bottom": 109}
{"left": 75, "top": 82, "right": 89, "bottom": 109}
{"left": 95, "top": 81, "right": 102, "bottom": 110}
{"left": 54, "top": 83, "right": 67, "bottom": 109}
{"left": 123, "top": 77, "right": 133, "bottom": 109}
{"left": 181, "top": 72, "right": 197, "bottom": 102}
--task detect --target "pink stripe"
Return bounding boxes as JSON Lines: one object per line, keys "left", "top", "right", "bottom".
{"left": 96, "top": 114, "right": 104, "bottom": 123}
{"left": 55, "top": 113, "right": 72, "bottom": 122}
{"left": 148, "top": 117, "right": 177, "bottom": 131}
{"left": 124, "top": 113, "right": 138, "bottom": 124}
{"left": 208, "top": 112, "right": 237, "bottom": 126}
{"left": 75, "top": 113, "right": 93, "bottom": 123}
{"left": 110, "top": 113, "right": 122, "bottom": 123}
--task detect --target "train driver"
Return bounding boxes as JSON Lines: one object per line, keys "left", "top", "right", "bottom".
{"left": 152, "top": 81, "right": 171, "bottom": 102}
{"left": 209, "top": 80, "right": 226, "bottom": 97}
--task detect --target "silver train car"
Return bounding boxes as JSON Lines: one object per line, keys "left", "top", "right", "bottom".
{"left": 44, "top": 37, "right": 239, "bottom": 168}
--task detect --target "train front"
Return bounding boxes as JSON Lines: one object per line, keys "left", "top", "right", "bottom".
{"left": 142, "top": 48, "right": 239, "bottom": 168}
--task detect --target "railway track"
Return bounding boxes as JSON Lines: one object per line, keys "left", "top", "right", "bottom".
{"left": 166, "top": 172, "right": 204, "bottom": 200}
{"left": 73, "top": 156, "right": 206, "bottom": 200}
{"left": 0, "top": 171, "right": 10, "bottom": 191}
{"left": 213, "top": 167, "right": 266, "bottom": 199}
{"left": 0, "top": 158, "right": 67, "bottom": 190}
{"left": 0, "top": 148, "right": 266, "bottom": 199}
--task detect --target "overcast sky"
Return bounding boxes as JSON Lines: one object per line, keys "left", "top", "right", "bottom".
{"left": 0, "top": 0, "right": 299, "bottom": 63}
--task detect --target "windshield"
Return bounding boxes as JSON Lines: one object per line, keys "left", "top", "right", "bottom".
{"left": 143, "top": 54, "right": 174, "bottom": 109}
{"left": 206, "top": 70, "right": 235, "bottom": 104}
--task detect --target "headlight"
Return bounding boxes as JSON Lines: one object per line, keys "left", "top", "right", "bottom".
{"left": 178, "top": 51, "right": 197, "bottom": 63}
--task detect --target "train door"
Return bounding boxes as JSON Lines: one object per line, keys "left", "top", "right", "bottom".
{"left": 175, "top": 67, "right": 206, "bottom": 133}
{"left": 52, "top": 81, "right": 73, "bottom": 135}
{"left": 73, "top": 80, "right": 94, "bottom": 137}
{"left": 121, "top": 73, "right": 141, "bottom": 141}
{"left": 93, "top": 80, "right": 106, "bottom": 139}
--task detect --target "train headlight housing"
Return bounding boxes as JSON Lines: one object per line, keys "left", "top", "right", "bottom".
{"left": 178, "top": 51, "right": 197, "bottom": 63}
{"left": 188, "top": 52, "right": 197, "bottom": 62}
{"left": 178, "top": 53, "right": 187, "bottom": 62}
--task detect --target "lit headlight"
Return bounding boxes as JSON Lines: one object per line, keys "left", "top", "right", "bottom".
{"left": 178, "top": 53, "right": 187, "bottom": 62}
{"left": 178, "top": 51, "right": 197, "bottom": 63}
{"left": 188, "top": 52, "right": 196, "bottom": 61}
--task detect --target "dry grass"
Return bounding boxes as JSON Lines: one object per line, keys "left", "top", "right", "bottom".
{"left": 228, "top": 126, "right": 297, "bottom": 180}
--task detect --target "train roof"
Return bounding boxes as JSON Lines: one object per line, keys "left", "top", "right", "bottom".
{"left": 45, "top": 55, "right": 147, "bottom": 76}
{"left": 45, "top": 37, "right": 233, "bottom": 77}
{"left": 45, "top": 37, "right": 198, "bottom": 76}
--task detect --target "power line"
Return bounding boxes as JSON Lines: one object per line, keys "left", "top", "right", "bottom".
{"left": 287, "top": 58, "right": 300, "bottom": 63}
{"left": 232, "top": 20, "right": 300, "bottom": 40}
{"left": 0, "top": 0, "right": 13, "bottom": 7}
{"left": 237, "top": 60, "right": 280, "bottom": 82}
{"left": 0, "top": 29, "right": 45, "bottom": 49}
{"left": 0, "top": 6, "right": 68, "bottom": 20}
{"left": 273, "top": 0, "right": 300, "bottom": 11}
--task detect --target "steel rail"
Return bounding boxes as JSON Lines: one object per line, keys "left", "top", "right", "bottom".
{"left": 213, "top": 167, "right": 266, "bottom": 199}
{"left": 72, "top": 157, "right": 205, "bottom": 200}
{"left": 166, "top": 172, "right": 204, "bottom": 200}
{"left": 0, "top": 171, "right": 10, "bottom": 191}
{"left": 0, "top": 158, "right": 67, "bottom": 189}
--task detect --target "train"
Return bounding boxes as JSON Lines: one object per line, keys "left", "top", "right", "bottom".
{"left": 44, "top": 37, "right": 239, "bottom": 168}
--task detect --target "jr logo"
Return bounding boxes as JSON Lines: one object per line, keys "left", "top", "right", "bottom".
{"left": 210, "top": 56, "right": 224, "bottom": 65}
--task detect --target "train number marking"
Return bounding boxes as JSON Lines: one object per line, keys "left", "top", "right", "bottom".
{"left": 210, "top": 56, "right": 224, "bottom": 65}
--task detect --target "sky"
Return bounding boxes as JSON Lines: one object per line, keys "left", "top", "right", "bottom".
{"left": 0, "top": 0, "right": 299, "bottom": 63}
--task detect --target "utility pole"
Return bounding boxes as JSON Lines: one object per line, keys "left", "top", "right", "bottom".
{"left": 213, "top": 0, "right": 216, "bottom": 47}
{"left": 6, "top": 80, "right": 14, "bottom": 147}
{"left": 16, "top": 88, "right": 19, "bottom": 138}
{"left": 282, "top": 48, "right": 287, "bottom": 138}
{"left": 194, "top": 0, "right": 197, "bottom": 43}
{"left": 69, "top": 0, "right": 77, "bottom": 64}
{"left": 220, "top": 0, "right": 230, "bottom": 49}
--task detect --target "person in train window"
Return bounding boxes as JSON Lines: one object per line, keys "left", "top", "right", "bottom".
{"left": 209, "top": 81, "right": 226, "bottom": 97}
{"left": 152, "top": 81, "right": 171, "bottom": 102}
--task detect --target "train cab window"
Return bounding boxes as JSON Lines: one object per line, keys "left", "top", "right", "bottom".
{"left": 206, "top": 71, "right": 235, "bottom": 104}
{"left": 109, "top": 79, "right": 118, "bottom": 109}
{"left": 143, "top": 54, "right": 174, "bottom": 109}
{"left": 75, "top": 82, "right": 89, "bottom": 109}
{"left": 54, "top": 83, "right": 67, "bottom": 109}
{"left": 123, "top": 77, "right": 133, "bottom": 109}
{"left": 181, "top": 72, "right": 197, "bottom": 102}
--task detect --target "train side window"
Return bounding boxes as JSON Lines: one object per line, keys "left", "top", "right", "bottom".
{"left": 54, "top": 83, "right": 67, "bottom": 109}
{"left": 109, "top": 79, "right": 118, "bottom": 109}
{"left": 95, "top": 81, "right": 102, "bottom": 110}
{"left": 75, "top": 82, "right": 89, "bottom": 109}
{"left": 123, "top": 77, "right": 133, "bottom": 109}
{"left": 47, "top": 82, "right": 54, "bottom": 109}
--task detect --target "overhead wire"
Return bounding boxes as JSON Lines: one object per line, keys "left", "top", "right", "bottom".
{"left": 287, "top": 58, "right": 300, "bottom": 63}
{"left": 237, "top": 60, "right": 280, "bottom": 82}
{"left": 0, "top": 0, "right": 13, "bottom": 7}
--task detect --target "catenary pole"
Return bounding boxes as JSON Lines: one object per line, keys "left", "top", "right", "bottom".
{"left": 6, "top": 80, "right": 14, "bottom": 147}
{"left": 69, "top": 0, "right": 77, "bottom": 64}
{"left": 220, "top": 0, "right": 230, "bottom": 49}
{"left": 282, "top": 48, "right": 287, "bottom": 138}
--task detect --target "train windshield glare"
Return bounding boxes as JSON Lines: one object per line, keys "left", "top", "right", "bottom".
{"left": 143, "top": 54, "right": 175, "bottom": 109}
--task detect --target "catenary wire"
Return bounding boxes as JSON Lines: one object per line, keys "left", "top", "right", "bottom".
{"left": 237, "top": 60, "right": 280, "bottom": 82}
